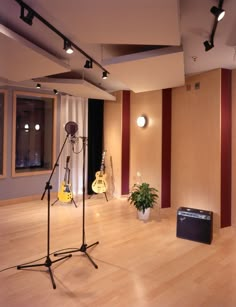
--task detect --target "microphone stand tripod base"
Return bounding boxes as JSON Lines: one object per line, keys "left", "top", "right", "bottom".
{"left": 17, "top": 254, "right": 72, "bottom": 289}
{"left": 54, "top": 241, "right": 99, "bottom": 269}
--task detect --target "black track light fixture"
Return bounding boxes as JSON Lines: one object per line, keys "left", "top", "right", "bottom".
{"left": 15, "top": 0, "right": 110, "bottom": 79}
{"left": 36, "top": 83, "right": 41, "bottom": 89}
{"left": 20, "top": 6, "right": 34, "bottom": 25}
{"left": 204, "top": 0, "right": 225, "bottom": 52}
{"left": 203, "top": 40, "right": 214, "bottom": 52}
{"left": 64, "top": 40, "right": 74, "bottom": 54}
{"left": 210, "top": 6, "right": 225, "bottom": 21}
{"left": 53, "top": 89, "right": 58, "bottom": 95}
{"left": 84, "top": 59, "right": 93, "bottom": 69}
{"left": 102, "top": 71, "right": 108, "bottom": 79}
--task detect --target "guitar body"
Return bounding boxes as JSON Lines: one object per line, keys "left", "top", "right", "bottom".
{"left": 58, "top": 182, "right": 73, "bottom": 202}
{"left": 58, "top": 156, "right": 73, "bottom": 203}
{"left": 92, "top": 171, "right": 107, "bottom": 194}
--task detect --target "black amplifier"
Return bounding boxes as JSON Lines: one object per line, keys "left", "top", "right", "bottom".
{"left": 176, "top": 207, "right": 213, "bottom": 244}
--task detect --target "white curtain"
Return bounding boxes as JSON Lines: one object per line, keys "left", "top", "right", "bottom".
{"left": 58, "top": 95, "right": 88, "bottom": 196}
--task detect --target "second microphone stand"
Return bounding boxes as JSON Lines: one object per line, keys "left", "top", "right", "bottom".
{"left": 55, "top": 136, "right": 99, "bottom": 269}
{"left": 17, "top": 134, "right": 72, "bottom": 289}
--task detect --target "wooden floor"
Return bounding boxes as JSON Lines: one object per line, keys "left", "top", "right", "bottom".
{"left": 0, "top": 196, "right": 236, "bottom": 307}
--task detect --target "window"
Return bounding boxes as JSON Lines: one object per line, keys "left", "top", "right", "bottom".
{"left": 0, "top": 90, "right": 7, "bottom": 178}
{"left": 12, "top": 91, "right": 57, "bottom": 176}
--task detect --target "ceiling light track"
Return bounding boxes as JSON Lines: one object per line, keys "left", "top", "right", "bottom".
{"left": 15, "top": 0, "right": 109, "bottom": 78}
{"left": 203, "top": 0, "right": 225, "bottom": 52}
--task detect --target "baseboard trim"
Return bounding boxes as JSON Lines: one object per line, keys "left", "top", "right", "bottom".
{"left": 0, "top": 192, "right": 57, "bottom": 206}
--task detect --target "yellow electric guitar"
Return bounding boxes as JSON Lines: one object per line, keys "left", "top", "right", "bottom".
{"left": 58, "top": 156, "right": 73, "bottom": 202}
{"left": 92, "top": 151, "right": 108, "bottom": 194}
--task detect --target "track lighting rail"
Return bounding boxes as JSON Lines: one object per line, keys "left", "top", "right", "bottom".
{"left": 15, "top": 0, "right": 109, "bottom": 77}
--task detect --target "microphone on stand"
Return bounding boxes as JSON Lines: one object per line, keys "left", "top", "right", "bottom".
{"left": 70, "top": 134, "right": 79, "bottom": 146}
{"left": 65, "top": 121, "right": 78, "bottom": 137}
{"left": 65, "top": 121, "right": 79, "bottom": 149}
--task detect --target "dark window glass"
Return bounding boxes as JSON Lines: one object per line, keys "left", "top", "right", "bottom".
{"left": 15, "top": 94, "right": 54, "bottom": 173}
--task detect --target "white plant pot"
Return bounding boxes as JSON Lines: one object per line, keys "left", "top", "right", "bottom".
{"left": 137, "top": 207, "right": 150, "bottom": 221}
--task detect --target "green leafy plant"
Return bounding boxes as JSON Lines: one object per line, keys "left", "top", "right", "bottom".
{"left": 128, "top": 182, "right": 159, "bottom": 213}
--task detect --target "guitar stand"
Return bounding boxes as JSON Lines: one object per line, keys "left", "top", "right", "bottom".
{"left": 103, "top": 192, "right": 108, "bottom": 202}
{"left": 88, "top": 192, "right": 108, "bottom": 202}
{"left": 51, "top": 197, "right": 77, "bottom": 208}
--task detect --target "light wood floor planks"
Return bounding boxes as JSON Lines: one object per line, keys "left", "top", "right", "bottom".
{"left": 0, "top": 196, "right": 236, "bottom": 307}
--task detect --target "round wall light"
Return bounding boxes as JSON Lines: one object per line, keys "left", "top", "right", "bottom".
{"left": 136, "top": 115, "right": 147, "bottom": 128}
{"left": 35, "top": 124, "right": 40, "bottom": 131}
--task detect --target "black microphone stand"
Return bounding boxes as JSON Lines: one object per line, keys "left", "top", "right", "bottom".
{"left": 17, "top": 134, "right": 72, "bottom": 289}
{"left": 55, "top": 136, "right": 99, "bottom": 269}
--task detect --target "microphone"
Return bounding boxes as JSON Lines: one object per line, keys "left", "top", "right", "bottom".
{"left": 65, "top": 121, "right": 78, "bottom": 136}
{"left": 70, "top": 134, "right": 79, "bottom": 144}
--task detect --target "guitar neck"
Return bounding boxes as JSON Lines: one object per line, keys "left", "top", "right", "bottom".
{"left": 64, "top": 156, "right": 70, "bottom": 183}
{"left": 100, "top": 151, "right": 106, "bottom": 174}
{"left": 100, "top": 164, "right": 105, "bottom": 174}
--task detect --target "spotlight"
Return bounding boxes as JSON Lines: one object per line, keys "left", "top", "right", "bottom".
{"left": 102, "top": 71, "right": 108, "bottom": 79}
{"left": 210, "top": 6, "right": 225, "bottom": 21}
{"left": 36, "top": 83, "right": 41, "bottom": 89}
{"left": 64, "top": 40, "right": 74, "bottom": 54}
{"left": 203, "top": 40, "right": 214, "bottom": 51}
{"left": 84, "top": 59, "right": 93, "bottom": 69}
{"left": 53, "top": 89, "right": 58, "bottom": 95}
{"left": 20, "top": 6, "right": 34, "bottom": 26}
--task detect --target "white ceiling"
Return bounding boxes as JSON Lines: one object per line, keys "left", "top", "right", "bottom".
{"left": 0, "top": 0, "right": 235, "bottom": 99}
{"left": 103, "top": 47, "right": 184, "bottom": 92}
{"left": 0, "top": 24, "right": 70, "bottom": 82}
{"left": 33, "top": 0, "right": 181, "bottom": 46}
{"left": 33, "top": 77, "right": 116, "bottom": 100}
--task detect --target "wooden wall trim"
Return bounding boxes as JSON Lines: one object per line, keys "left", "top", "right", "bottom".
{"left": 0, "top": 89, "right": 7, "bottom": 179}
{"left": 121, "top": 90, "right": 130, "bottom": 195}
{"left": 11, "top": 91, "right": 57, "bottom": 177}
{"left": 0, "top": 192, "right": 57, "bottom": 206}
{"left": 221, "top": 69, "right": 232, "bottom": 227}
{"left": 161, "top": 88, "right": 172, "bottom": 208}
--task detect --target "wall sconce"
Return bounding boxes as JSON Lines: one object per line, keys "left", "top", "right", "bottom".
{"left": 35, "top": 124, "right": 40, "bottom": 131}
{"left": 24, "top": 123, "right": 29, "bottom": 132}
{"left": 136, "top": 115, "right": 147, "bottom": 128}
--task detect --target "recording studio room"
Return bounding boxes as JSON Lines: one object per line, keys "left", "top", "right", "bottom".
{"left": 1, "top": 0, "right": 236, "bottom": 306}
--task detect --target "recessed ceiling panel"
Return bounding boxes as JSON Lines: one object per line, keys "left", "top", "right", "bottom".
{"left": 33, "top": 77, "right": 116, "bottom": 101}
{"left": 30, "top": 0, "right": 180, "bottom": 46}
{"left": 0, "top": 24, "right": 71, "bottom": 82}
{"left": 103, "top": 47, "right": 185, "bottom": 92}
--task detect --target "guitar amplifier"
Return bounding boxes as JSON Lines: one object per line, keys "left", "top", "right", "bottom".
{"left": 176, "top": 207, "right": 213, "bottom": 244}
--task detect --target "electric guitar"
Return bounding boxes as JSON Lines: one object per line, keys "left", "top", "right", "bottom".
{"left": 92, "top": 151, "right": 108, "bottom": 194}
{"left": 58, "top": 156, "right": 73, "bottom": 202}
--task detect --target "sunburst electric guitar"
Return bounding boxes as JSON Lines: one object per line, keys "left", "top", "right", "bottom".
{"left": 58, "top": 156, "right": 73, "bottom": 203}
{"left": 92, "top": 151, "right": 108, "bottom": 194}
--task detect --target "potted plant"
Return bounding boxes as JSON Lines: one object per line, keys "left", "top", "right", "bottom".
{"left": 128, "top": 182, "right": 159, "bottom": 221}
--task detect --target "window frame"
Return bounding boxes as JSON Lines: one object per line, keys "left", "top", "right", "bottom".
{"left": 12, "top": 91, "right": 57, "bottom": 177}
{"left": 0, "top": 89, "right": 7, "bottom": 179}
